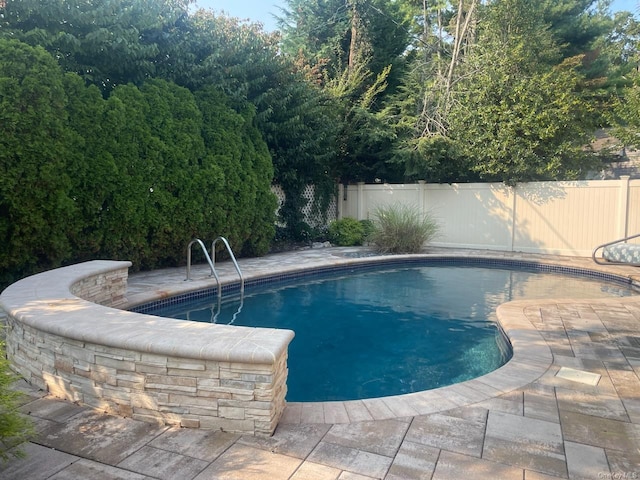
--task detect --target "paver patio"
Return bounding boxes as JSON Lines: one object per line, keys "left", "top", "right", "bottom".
{"left": 1, "top": 248, "right": 639, "bottom": 479}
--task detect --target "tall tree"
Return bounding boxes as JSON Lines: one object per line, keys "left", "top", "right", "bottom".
{"left": 541, "top": 0, "right": 613, "bottom": 60}
{"left": 279, "top": 0, "right": 409, "bottom": 86}
{"left": 384, "top": 0, "right": 479, "bottom": 182}
{"left": 608, "top": 11, "right": 640, "bottom": 148}
{"left": 0, "top": 0, "right": 191, "bottom": 92}
{"left": 167, "top": 10, "right": 341, "bottom": 239}
{"left": 279, "top": 0, "right": 411, "bottom": 182}
{"left": 447, "top": 0, "right": 599, "bottom": 183}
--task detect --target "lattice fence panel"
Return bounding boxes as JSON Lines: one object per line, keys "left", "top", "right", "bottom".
{"left": 271, "top": 185, "right": 337, "bottom": 230}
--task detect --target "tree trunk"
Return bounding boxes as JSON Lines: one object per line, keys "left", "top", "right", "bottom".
{"left": 348, "top": 0, "right": 359, "bottom": 76}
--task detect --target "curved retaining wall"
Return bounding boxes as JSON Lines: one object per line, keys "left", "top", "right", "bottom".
{"left": 0, "top": 260, "right": 294, "bottom": 436}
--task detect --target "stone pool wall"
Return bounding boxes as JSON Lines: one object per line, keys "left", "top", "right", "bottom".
{"left": 0, "top": 261, "right": 293, "bottom": 436}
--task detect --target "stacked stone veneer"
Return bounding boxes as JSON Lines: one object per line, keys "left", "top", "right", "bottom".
{"left": 0, "top": 261, "right": 293, "bottom": 436}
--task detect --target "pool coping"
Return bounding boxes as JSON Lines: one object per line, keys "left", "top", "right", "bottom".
{"left": 125, "top": 248, "right": 640, "bottom": 425}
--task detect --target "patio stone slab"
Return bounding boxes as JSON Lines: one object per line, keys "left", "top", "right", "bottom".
{"left": 524, "top": 387, "right": 560, "bottom": 424}
{"left": 148, "top": 427, "right": 240, "bottom": 462}
{"left": 560, "top": 410, "right": 640, "bottom": 452}
{"left": 307, "top": 441, "right": 393, "bottom": 478}
{"left": 193, "top": 443, "right": 302, "bottom": 480}
{"left": 289, "top": 461, "right": 341, "bottom": 480}
{"left": 301, "top": 403, "right": 326, "bottom": 423}
{"left": 7, "top": 379, "right": 46, "bottom": 405}
{"left": 405, "top": 408, "right": 486, "bottom": 457}
{"left": 401, "top": 391, "right": 459, "bottom": 416}
{"left": 360, "top": 398, "right": 395, "bottom": 419}
{"left": 337, "top": 473, "right": 380, "bottom": 480}
{"left": 432, "top": 450, "right": 524, "bottom": 480}
{"left": 605, "top": 367, "right": 640, "bottom": 423}
{"left": 604, "top": 447, "right": 640, "bottom": 479}
{"left": 524, "top": 472, "right": 567, "bottom": 480}
{"left": 322, "top": 419, "right": 409, "bottom": 457}
{"left": 49, "top": 458, "right": 152, "bottom": 479}
{"left": 0, "top": 442, "right": 78, "bottom": 480}
{"left": 238, "top": 423, "right": 331, "bottom": 459}
{"left": 20, "top": 397, "right": 89, "bottom": 423}
{"left": 483, "top": 411, "right": 566, "bottom": 477}
{"left": 324, "top": 402, "right": 350, "bottom": 424}
{"left": 476, "top": 390, "right": 524, "bottom": 416}
{"left": 555, "top": 387, "right": 629, "bottom": 422}
{"left": 343, "top": 401, "right": 375, "bottom": 422}
{"left": 564, "top": 441, "right": 609, "bottom": 480}
{"left": 37, "top": 409, "right": 167, "bottom": 465}
{"left": 385, "top": 441, "right": 438, "bottom": 480}
{"left": 117, "top": 445, "right": 209, "bottom": 480}
{"left": 281, "top": 403, "right": 303, "bottom": 424}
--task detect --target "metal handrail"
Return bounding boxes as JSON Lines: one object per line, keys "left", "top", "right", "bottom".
{"left": 592, "top": 233, "right": 640, "bottom": 266}
{"left": 186, "top": 239, "right": 222, "bottom": 319}
{"left": 186, "top": 238, "right": 218, "bottom": 281}
{"left": 185, "top": 237, "right": 245, "bottom": 323}
{"left": 211, "top": 236, "right": 244, "bottom": 297}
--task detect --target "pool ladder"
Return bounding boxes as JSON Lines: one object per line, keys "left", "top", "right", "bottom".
{"left": 185, "top": 237, "right": 244, "bottom": 323}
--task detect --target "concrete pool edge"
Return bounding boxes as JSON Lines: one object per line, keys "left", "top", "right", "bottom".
{"left": 2, "top": 248, "right": 639, "bottom": 432}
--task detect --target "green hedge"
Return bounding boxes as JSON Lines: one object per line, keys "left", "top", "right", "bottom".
{"left": 0, "top": 40, "right": 77, "bottom": 286}
{"left": 0, "top": 39, "right": 276, "bottom": 288}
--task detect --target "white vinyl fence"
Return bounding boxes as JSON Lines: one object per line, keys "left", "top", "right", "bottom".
{"left": 338, "top": 177, "right": 639, "bottom": 257}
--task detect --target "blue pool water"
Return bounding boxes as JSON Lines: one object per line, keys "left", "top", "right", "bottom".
{"left": 146, "top": 265, "right": 636, "bottom": 402}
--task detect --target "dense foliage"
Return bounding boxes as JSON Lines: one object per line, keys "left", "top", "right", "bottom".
{"left": 0, "top": 38, "right": 276, "bottom": 287}
{"left": 0, "top": 0, "right": 341, "bottom": 243}
{"left": 0, "top": 40, "right": 77, "bottom": 284}
{"left": 1, "top": 0, "right": 639, "bottom": 286}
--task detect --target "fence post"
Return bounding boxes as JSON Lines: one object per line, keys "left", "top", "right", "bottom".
{"left": 357, "top": 182, "right": 366, "bottom": 220}
{"left": 618, "top": 175, "right": 631, "bottom": 238}
{"left": 338, "top": 183, "right": 344, "bottom": 220}
{"left": 418, "top": 180, "right": 426, "bottom": 217}
{"left": 509, "top": 183, "right": 517, "bottom": 252}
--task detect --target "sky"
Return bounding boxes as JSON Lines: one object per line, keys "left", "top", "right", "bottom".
{"left": 194, "top": 0, "right": 639, "bottom": 32}
{"left": 194, "top": 0, "right": 285, "bottom": 31}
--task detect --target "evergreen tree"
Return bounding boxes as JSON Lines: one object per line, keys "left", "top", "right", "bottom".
{"left": 0, "top": 0, "right": 191, "bottom": 92}
{"left": 0, "top": 39, "right": 78, "bottom": 285}
{"left": 447, "top": 0, "right": 600, "bottom": 183}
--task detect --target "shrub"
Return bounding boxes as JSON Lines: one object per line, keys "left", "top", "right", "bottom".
{"left": 369, "top": 204, "right": 439, "bottom": 254}
{"left": 0, "top": 340, "right": 34, "bottom": 461}
{"left": 359, "top": 219, "right": 375, "bottom": 242}
{"left": 0, "top": 39, "right": 78, "bottom": 287}
{"left": 328, "top": 217, "right": 366, "bottom": 246}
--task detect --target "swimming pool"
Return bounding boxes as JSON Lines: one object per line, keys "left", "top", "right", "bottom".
{"left": 142, "top": 263, "right": 636, "bottom": 402}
